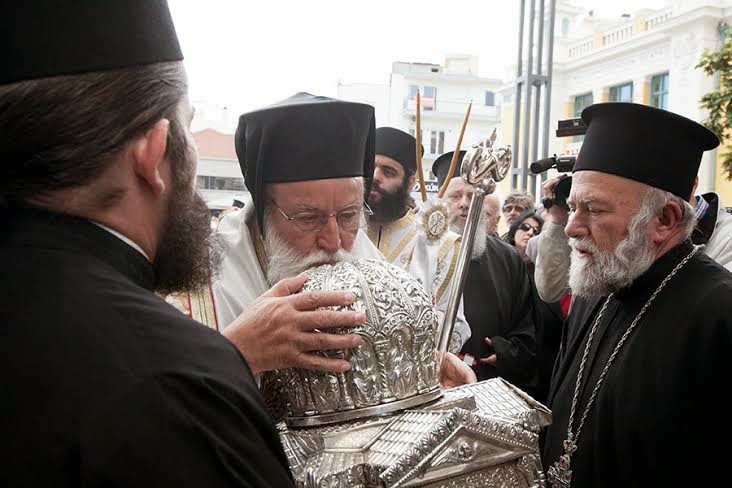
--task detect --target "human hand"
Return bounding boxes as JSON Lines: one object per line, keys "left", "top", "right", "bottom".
{"left": 439, "top": 351, "right": 477, "bottom": 389}
{"left": 222, "top": 273, "right": 366, "bottom": 375}
{"left": 218, "top": 206, "right": 240, "bottom": 220}
{"left": 479, "top": 337, "right": 497, "bottom": 365}
{"left": 542, "top": 175, "right": 569, "bottom": 226}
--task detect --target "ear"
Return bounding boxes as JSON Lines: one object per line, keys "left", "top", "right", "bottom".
{"left": 651, "top": 199, "right": 683, "bottom": 244}
{"left": 131, "top": 119, "right": 170, "bottom": 197}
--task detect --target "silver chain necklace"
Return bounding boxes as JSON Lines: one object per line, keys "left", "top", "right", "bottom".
{"left": 547, "top": 244, "right": 701, "bottom": 488}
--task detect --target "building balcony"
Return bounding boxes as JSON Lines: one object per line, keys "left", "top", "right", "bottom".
{"left": 403, "top": 98, "right": 500, "bottom": 123}
{"left": 564, "top": 7, "right": 674, "bottom": 61}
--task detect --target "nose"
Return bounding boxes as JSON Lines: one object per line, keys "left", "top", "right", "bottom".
{"left": 459, "top": 194, "right": 471, "bottom": 210}
{"left": 372, "top": 167, "right": 384, "bottom": 186}
{"left": 564, "top": 210, "right": 587, "bottom": 239}
{"left": 316, "top": 215, "right": 342, "bottom": 254}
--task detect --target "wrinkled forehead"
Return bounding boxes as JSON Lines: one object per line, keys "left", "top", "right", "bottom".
{"left": 445, "top": 176, "right": 470, "bottom": 195}
{"left": 568, "top": 171, "right": 646, "bottom": 208}
{"left": 265, "top": 177, "right": 364, "bottom": 208}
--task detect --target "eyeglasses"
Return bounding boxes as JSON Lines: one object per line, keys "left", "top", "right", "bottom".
{"left": 271, "top": 201, "right": 373, "bottom": 233}
{"left": 503, "top": 204, "right": 529, "bottom": 214}
{"left": 518, "top": 222, "right": 540, "bottom": 234}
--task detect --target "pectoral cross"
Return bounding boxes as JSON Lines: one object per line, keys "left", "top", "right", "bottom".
{"left": 547, "top": 437, "right": 577, "bottom": 488}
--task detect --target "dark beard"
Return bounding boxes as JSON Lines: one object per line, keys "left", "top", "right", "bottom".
{"left": 368, "top": 178, "right": 412, "bottom": 224}
{"left": 153, "top": 179, "right": 223, "bottom": 295}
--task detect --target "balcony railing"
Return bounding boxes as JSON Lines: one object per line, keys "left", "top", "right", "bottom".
{"left": 566, "top": 7, "right": 674, "bottom": 60}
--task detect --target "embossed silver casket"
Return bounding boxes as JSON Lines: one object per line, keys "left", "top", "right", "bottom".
{"left": 272, "top": 258, "right": 552, "bottom": 487}
{"left": 273, "top": 259, "right": 442, "bottom": 427}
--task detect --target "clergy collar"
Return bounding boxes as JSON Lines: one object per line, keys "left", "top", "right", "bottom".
{"left": 93, "top": 222, "right": 150, "bottom": 261}
{"left": 615, "top": 239, "right": 695, "bottom": 301}
{"left": 2, "top": 206, "right": 154, "bottom": 290}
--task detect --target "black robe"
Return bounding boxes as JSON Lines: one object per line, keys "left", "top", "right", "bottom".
{"left": 459, "top": 236, "right": 538, "bottom": 391}
{"left": 0, "top": 208, "right": 294, "bottom": 487}
{"left": 526, "top": 261, "right": 565, "bottom": 406}
{"left": 542, "top": 240, "right": 732, "bottom": 487}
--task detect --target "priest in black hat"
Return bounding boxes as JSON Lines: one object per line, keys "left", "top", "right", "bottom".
{"left": 366, "top": 128, "right": 471, "bottom": 352}
{"left": 210, "top": 93, "right": 383, "bottom": 375}
{"left": 542, "top": 103, "right": 732, "bottom": 488}
{"left": 182, "top": 102, "right": 475, "bottom": 400}
{"left": 0, "top": 1, "right": 296, "bottom": 486}
{"left": 434, "top": 151, "right": 539, "bottom": 394}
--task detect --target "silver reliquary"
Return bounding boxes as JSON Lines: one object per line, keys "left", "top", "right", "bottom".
{"left": 273, "top": 259, "right": 442, "bottom": 427}
{"left": 272, "top": 258, "right": 552, "bottom": 487}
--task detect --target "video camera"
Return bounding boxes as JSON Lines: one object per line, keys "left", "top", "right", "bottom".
{"left": 529, "top": 117, "right": 587, "bottom": 210}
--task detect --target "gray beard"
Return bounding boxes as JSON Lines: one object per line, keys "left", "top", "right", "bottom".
{"left": 262, "top": 218, "right": 354, "bottom": 286}
{"left": 568, "top": 214, "right": 656, "bottom": 297}
{"left": 449, "top": 211, "right": 488, "bottom": 260}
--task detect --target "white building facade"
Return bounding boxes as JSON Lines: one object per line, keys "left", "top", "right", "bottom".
{"left": 339, "top": 55, "right": 504, "bottom": 190}
{"left": 543, "top": 0, "right": 732, "bottom": 199}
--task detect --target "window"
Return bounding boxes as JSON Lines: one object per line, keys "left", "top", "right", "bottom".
{"left": 609, "top": 82, "right": 633, "bottom": 102}
{"left": 573, "top": 92, "right": 593, "bottom": 142}
{"left": 484, "top": 90, "right": 495, "bottom": 107}
{"left": 650, "top": 73, "right": 668, "bottom": 109}
{"left": 408, "top": 85, "right": 418, "bottom": 100}
{"left": 196, "top": 175, "right": 246, "bottom": 191}
{"left": 422, "top": 86, "right": 436, "bottom": 111}
{"left": 561, "top": 18, "right": 570, "bottom": 36}
{"left": 429, "top": 130, "right": 445, "bottom": 154}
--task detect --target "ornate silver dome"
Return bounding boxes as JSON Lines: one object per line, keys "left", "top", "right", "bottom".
{"left": 274, "top": 258, "right": 442, "bottom": 427}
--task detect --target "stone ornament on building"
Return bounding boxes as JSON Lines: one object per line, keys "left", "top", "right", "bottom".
{"left": 273, "top": 259, "right": 442, "bottom": 427}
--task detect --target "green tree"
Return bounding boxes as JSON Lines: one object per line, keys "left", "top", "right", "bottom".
{"left": 697, "top": 23, "right": 732, "bottom": 179}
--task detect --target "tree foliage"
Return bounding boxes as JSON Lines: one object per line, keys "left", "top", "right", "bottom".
{"left": 697, "top": 23, "right": 732, "bottom": 180}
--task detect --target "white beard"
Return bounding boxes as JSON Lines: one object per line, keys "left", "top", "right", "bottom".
{"left": 568, "top": 213, "right": 656, "bottom": 297}
{"left": 262, "top": 219, "right": 354, "bottom": 286}
{"left": 449, "top": 210, "right": 488, "bottom": 260}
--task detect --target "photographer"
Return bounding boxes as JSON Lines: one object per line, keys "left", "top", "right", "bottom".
{"left": 534, "top": 174, "right": 573, "bottom": 304}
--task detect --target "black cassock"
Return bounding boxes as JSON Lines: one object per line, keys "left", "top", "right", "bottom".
{"left": 460, "top": 236, "right": 538, "bottom": 392}
{"left": 542, "top": 240, "right": 732, "bottom": 487}
{"left": 0, "top": 208, "right": 294, "bottom": 487}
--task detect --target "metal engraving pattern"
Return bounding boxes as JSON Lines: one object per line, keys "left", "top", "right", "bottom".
{"left": 280, "top": 380, "right": 549, "bottom": 487}
{"left": 441, "top": 378, "right": 552, "bottom": 431}
{"left": 275, "top": 259, "right": 441, "bottom": 426}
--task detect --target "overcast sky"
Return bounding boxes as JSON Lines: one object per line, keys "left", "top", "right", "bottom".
{"left": 168, "top": 0, "right": 668, "bottom": 116}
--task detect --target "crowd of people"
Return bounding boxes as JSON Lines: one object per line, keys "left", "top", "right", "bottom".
{"left": 2, "top": 2, "right": 732, "bottom": 487}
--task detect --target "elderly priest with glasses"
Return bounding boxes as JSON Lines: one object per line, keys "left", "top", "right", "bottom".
{"left": 194, "top": 93, "right": 475, "bottom": 392}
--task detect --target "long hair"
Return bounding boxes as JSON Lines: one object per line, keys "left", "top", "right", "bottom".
{"left": 507, "top": 209, "right": 544, "bottom": 247}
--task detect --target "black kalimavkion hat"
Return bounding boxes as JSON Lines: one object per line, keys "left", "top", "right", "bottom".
{"left": 375, "top": 127, "right": 424, "bottom": 174}
{"left": 0, "top": 0, "right": 183, "bottom": 86}
{"left": 432, "top": 150, "right": 467, "bottom": 188}
{"left": 575, "top": 103, "right": 719, "bottom": 200}
{"left": 234, "top": 92, "right": 376, "bottom": 230}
